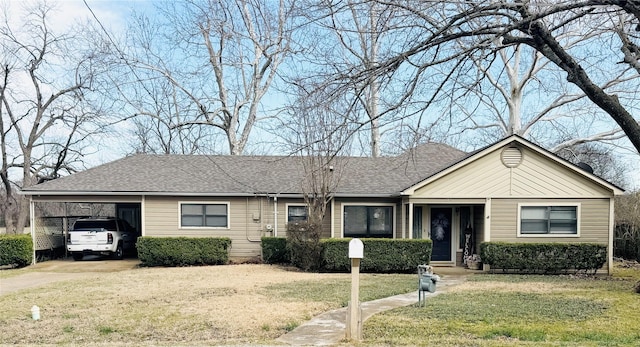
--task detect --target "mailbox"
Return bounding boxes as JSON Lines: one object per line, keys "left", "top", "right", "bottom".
{"left": 348, "top": 238, "right": 364, "bottom": 259}
{"left": 417, "top": 265, "right": 440, "bottom": 306}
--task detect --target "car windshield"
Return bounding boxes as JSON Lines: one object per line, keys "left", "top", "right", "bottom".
{"left": 73, "top": 220, "right": 117, "bottom": 230}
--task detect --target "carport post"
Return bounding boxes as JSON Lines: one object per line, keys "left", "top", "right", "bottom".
{"left": 29, "top": 198, "right": 36, "bottom": 265}
{"left": 346, "top": 238, "right": 364, "bottom": 341}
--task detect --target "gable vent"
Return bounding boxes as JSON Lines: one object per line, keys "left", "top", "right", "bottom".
{"left": 501, "top": 146, "right": 522, "bottom": 168}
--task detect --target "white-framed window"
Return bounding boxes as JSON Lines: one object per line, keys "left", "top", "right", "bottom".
{"left": 517, "top": 203, "right": 580, "bottom": 237}
{"left": 179, "top": 202, "right": 229, "bottom": 228}
{"left": 343, "top": 204, "right": 394, "bottom": 238}
{"left": 287, "top": 204, "right": 309, "bottom": 222}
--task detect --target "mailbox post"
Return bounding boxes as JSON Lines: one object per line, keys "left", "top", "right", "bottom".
{"left": 346, "top": 238, "right": 364, "bottom": 341}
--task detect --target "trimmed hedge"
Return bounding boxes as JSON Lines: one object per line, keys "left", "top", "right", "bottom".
{"left": 0, "top": 234, "right": 33, "bottom": 268}
{"left": 261, "top": 237, "right": 289, "bottom": 264}
{"left": 137, "top": 237, "right": 231, "bottom": 267}
{"left": 480, "top": 242, "right": 607, "bottom": 274}
{"left": 322, "top": 238, "right": 433, "bottom": 273}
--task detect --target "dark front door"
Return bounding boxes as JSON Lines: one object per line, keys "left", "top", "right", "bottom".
{"left": 430, "top": 207, "right": 452, "bottom": 261}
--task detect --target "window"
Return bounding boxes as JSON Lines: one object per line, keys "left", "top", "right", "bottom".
{"left": 519, "top": 205, "right": 578, "bottom": 235}
{"left": 180, "top": 203, "right": 228, "bottom": 228}
{"left": 344, "top": 205, "right": 393, "bottom": 238}
{"left": 287, "top": 205, "right": 309, "bottom": 222}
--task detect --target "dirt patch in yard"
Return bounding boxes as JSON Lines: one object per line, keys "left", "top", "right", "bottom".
{"left": 0, "top": 263, "right": 348, "bottom": 346}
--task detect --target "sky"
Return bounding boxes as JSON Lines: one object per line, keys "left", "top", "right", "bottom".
{"left": 4, "top": 0, "right": 640, "bottom": 190}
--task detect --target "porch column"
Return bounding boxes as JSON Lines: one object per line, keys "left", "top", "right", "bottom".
{"left": 408, "top": 202, "right": 414, "bottom": 239}
{"left": 484, "top": 198, "right": 491, "bottom": 242}
{"left": 141, "top": 195, "right": 146, "bottom": 237}
{"left": 401, "top": 203, "right": 406, "bottom": 239}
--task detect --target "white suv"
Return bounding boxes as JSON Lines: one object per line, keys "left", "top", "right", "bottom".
{"left": 67, "top": 218, "right": 137, "bottom": 260}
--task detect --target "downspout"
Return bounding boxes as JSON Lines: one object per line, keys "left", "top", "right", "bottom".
{"left": 330, "top": 198, "right": 335, "bottom": 238}
{"left": 273, "top": 195, "right": 278, "bottom": 237}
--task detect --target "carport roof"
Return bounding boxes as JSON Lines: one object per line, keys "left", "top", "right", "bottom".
{"left": 22, "top": 143, "right": 467, "bottom": 197}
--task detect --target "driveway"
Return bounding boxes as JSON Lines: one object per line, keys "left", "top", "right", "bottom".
{"left": 0, "top": 257, "right": 140, "bottom": 295}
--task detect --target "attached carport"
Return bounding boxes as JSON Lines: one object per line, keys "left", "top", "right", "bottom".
{"left": 26, "top": 194, "right": 142, "bottom": 263}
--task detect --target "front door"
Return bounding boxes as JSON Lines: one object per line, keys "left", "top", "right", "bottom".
{"left": 430, "top": 207, "right": 452, "bottom": 261}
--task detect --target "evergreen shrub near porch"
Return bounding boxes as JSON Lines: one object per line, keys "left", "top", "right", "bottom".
{"left": 480, "top": 242, "right": 607, "bottom": 273}
{"left": 0, "top": 234, "right": 33, "bottom": 267}
{"left": 260, "top": 237, "right": 433, "bottom": 273}
{"left": 136, "top": 236, "right": 231, "bottom": 267}
{"left": 261, "top": 236, "right": 289, "bottom": 264}
{"left": 322, "top": 238, "right": 433, "bottom": 273}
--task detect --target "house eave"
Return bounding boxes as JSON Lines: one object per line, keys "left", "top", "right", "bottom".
{"left": 21, "top": 190, "right": 400, "bottom": 199}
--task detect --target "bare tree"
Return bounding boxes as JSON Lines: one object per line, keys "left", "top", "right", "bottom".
{"left": 316, "top": 1, "right": 398, "bottom": 157}
{"left": 555, "top": 141, "right": 628, "bottom": 187}
{"left": 0, "top": 2, "right": 107, "bottom": 233}
{"left": 284, "top": 81, "right": 353, "bottom": 224}
{"left": 281, "top": 81, "right": 353, "bottom": 270}
{"left": 336, "top": 1, "right": 640, "bottom": 154}
{"left": 116, "top": 0, "right": 297, "bottom": 155}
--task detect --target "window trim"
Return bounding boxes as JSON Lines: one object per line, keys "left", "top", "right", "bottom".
{"left": 341, "top": 203, "right": 396, "bottom": 238}
{"left": 178, "top": 201, "right": 231, "bottom": 229}
{"left": 286, "top": 203, "right": 309, "bottom": 223}
{"left": 517, "top": 203, "right": 580, "bottom": 238}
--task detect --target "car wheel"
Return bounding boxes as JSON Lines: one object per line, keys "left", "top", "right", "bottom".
{"left": 112, "top": 243, "right": 124, "bottom": 260}
{"left": 72, "top": 253, "right": 83, "bottom": 261}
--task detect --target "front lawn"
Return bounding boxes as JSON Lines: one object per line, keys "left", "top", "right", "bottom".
{"left": 364, "top": 265, "right": 640, "bottom": 346}
{"left": 0, "top": 264, "right": 415, "bottom": 346}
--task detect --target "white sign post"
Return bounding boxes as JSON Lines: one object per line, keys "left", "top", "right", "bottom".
{"left": 346, "top": 238, "right": 364, "bottom": 341}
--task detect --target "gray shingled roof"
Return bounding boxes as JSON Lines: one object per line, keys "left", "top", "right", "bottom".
{"left": 23, "top": 143, "right": 466, "bottom": 196}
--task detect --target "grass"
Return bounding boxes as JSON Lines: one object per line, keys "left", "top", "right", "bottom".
{"left": 262, "top": 273, "right": 416, "bottom": 306}
{"left": 363, "top": 265, "right": 640, "bottom": 346}
{"left": 0, "top": 264, "right": 414, "bottom": 346}
{"left": 1, "top": 261, "right": 638, "bottom": 346}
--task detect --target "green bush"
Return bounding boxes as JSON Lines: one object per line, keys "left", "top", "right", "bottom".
{"left": 136, "top": 237, "right": 231, "bottom": 267}
{"left": 261, "top": 237, "right": 289, "bottom": 264}
{"left": 322, "top": 238, "right": 432, "bottom": 273}
{"left": 480, "top": 242, "right": 607, "bottom": 274}
{"left": 286, "top": 221, "right": 323, "bottom": 271}
{"left": 0, "top": 234, "right": 33, "bottom": 268}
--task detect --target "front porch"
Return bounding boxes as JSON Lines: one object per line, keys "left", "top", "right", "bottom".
{"left": 401, "top": 200, "right": 488, "bottom": 267}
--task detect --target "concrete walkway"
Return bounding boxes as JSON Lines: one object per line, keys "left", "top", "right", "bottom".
{"left": 277, "top": 271, "right": 469, "bottom": 346}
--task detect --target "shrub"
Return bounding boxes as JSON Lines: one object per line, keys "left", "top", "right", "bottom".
{"left": 0, "top": 234, "right": 33, "bottom": 268}
{"left": 322, "top": 238, "right": 432, "bottom": 273}
{"left": 286, "top": 221, "right": 323, "bottom": 271}
{"left": 614, "top": 223, "right": 640, "bottom": 262}
{"left": 481, "top": 242, "right": 607, "bottom": 274}
{"left": 136, "top": 237, "right": 231, "bottom": 267}
{"left": 261, "top": 237, "right": 289, "bottom": 264}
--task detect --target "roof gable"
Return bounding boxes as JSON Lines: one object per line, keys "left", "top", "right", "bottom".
{"left": 403, "top": 135, "right": 624, "bottom": 197}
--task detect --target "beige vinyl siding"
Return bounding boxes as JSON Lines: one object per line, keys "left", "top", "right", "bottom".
{"left": 144, "top": 196, "right": 273, "bottom": 258}
{"left": 412, "top": 146, "right": 611, "bottom": 198}
{"left": 511, "top": 149, "right": 611, "bottom": 197}
{"left": 490, "top": 198, "right": 610, "bottom": 244}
